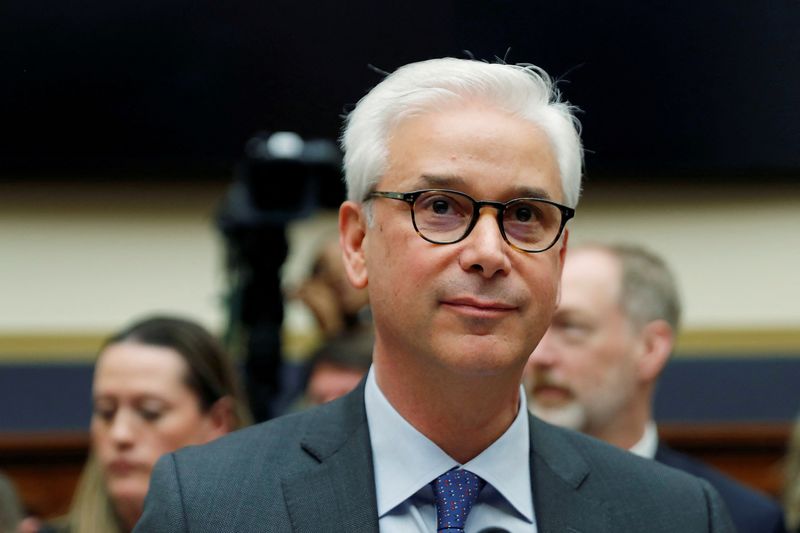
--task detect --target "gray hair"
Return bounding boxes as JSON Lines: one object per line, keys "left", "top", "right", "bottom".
{"left": 341, "top": 57, "right": 584, "bottom": 209}
{"left": 587, "top": 244, "right": 682, "bottom": 332}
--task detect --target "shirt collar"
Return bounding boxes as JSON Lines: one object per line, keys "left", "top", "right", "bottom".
{"left": 629, "top": 420, "right": 659, "bottom": 459}
{"left": 364, "top": 366, "right": 534, "bottom": 522}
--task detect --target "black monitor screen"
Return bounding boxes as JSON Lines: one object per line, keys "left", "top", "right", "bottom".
{"left": 3, "top": 0, "right": 798, "bottom": 181}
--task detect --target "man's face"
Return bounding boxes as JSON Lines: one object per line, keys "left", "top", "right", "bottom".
{"left": 351, "top": 102, "right": 567, "bottom": 379}
{"left": 523, "top": 249, "right": 641, "bottom": 433}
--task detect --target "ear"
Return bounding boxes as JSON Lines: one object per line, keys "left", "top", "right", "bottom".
{"left": 559, "top": 228, "right": 569, "bottom": 267}
{"left": 339, "top": 201, "right": 368, "bottom": 289}
{"left": 203, "top": 395, "right": 235, "bottom": 441}
{"left": 636, "top": 319, "right": 674, "bottom": 383}
{"left": 554, "top": 228, "right": 569, "bottom": 306}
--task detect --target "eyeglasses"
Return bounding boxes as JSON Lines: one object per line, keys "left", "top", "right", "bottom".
{"left": 367, "top": 188, "right": 574, "bottom": 253}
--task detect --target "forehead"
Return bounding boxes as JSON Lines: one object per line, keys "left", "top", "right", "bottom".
{"left": 559, "top": 249, "right": 623, "bottom": 312}
{"left": 94, "top": 342, "right": 189, "bottom": 393}
{"left": 383, "top": 103, "right": 562, "bottom": 201}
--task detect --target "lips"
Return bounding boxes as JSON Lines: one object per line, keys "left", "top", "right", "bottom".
{"left": 107, "top": 459, "right": 141, "bottom": 476}
{"left": 441, "top": 296, "right": 518, "bottom": 315}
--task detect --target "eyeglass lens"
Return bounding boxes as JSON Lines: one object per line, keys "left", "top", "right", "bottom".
{"left": 412, "top": 190, "right": 563, "bottom": 251}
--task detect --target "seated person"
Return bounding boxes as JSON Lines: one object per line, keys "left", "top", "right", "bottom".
{"left": 57, "top": 315, "right": 250, "bottom": 533}
{"left": 524, "top": 243, "right": 786, "bottom": 533}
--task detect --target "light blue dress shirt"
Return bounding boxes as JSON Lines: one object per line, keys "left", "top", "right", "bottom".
{"left": 364, "top": 367, "right": 537, "bottom": 533}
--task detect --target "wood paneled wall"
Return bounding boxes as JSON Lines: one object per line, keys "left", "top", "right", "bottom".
{"left": 0, "top": 423, "right": 790, "bottom": 520}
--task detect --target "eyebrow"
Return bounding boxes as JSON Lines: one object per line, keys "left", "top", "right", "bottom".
{"left": 416, "top": 174, "right": 556, "bottom": 201}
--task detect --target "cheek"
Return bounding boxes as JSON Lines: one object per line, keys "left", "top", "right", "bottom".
{"left": 143, "top": 413, "right": 210, "bottom": 461}
{"left": 90, "top": 420, "right": 113, "bottom": 459}
{"left": 166, "top": 416, "right": 208, "bottom": 448}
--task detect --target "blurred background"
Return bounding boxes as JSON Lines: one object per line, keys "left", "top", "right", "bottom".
{"left": 1, "top": 0, "right": 799, "bottom": 520}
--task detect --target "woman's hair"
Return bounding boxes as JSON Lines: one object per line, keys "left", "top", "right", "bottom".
{"left": 64, "top": 454, "right": 119, "bottom": 533}
{"left": 341, "top": 57, "right": 584, "bottom": 210}
{"left": 102, "top": 316, "right": 250, "bottom": 426}
{"left": 64, "top": 315, "right": 251, "bottom": 533}
{"left": 785, "top": 418, "right": 800, "bottom": 531}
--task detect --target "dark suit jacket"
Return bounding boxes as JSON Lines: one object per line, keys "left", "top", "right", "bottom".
{"left": 134, "top": 382, "right": 734, "bottom": 532}
{"left": 656, "top": 443, "right": 787, "bottom": 533}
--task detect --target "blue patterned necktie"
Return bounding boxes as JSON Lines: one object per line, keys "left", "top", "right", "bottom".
{"left": 431, "top": 468, "right": 486, "bottom": 532}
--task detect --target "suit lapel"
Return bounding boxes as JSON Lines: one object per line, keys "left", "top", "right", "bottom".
{"left": 529, "top": 415, "right": 612, "bottom": 533}
{"left": 282, "top": 381, "right": 379, "bottom": 532}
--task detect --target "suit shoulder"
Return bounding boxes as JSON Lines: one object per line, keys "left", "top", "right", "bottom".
{"left": 656, "top": 445, "right": 786, "bottom": 531}
{"left": 176, "top": 408, "right": 316, "bottom": 463}
{"left": 533, "top": 417, "right": 721, "bottom": 497}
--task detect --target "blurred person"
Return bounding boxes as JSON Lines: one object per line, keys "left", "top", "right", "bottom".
{"left": 298, "top": 326, "right": 374, "bottom": 408}
{"left": 784, "top": 416, "right": 800, "bottom": 532}
{"left": 525, "top": 243, "right": 786, "bottom": 533}
{"left": 293, "top": 236, "right": 370, "bottom": 340}
{"left": 57, "top": 316, "right": 250, "bottom": 533}
{"left": 0, "top": 471, "right": 43, "bottom": 533}
{"left": 0, "top": 471, "right": 23, "bottom": 533}
{"left": 137, "top": 58, "right": 733, "bottom": 532}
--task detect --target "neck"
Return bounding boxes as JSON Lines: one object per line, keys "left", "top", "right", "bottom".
{"left": 587, "top": 391, "right": 653, "bottom": 451}
{"left": 113, "top": 498, "right": 142, "bottom": 533}
{"left": 374, "top": 354, "right": 522, "bottom": 464}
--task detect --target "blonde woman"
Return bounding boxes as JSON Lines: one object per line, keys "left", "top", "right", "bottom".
{"left": 58, "top": 316, "right": 250, "bottom": 533}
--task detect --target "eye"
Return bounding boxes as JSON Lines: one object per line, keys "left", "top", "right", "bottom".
{"left": 507, "top": 201, "right": 543, "bottom": 224}
{"left": 513, "top": 205, "right": 532, "bottom": 222}
{"left": 417, "top": 192, "right": 465, "bottom": 217}
{"left": 137, "top": 399, "right": 168, "bottom": 422}
{"left": 431, "top": 198, "right": 451, "bottom": 215}
{"left": 138, "top": 408, "right": 163, "bottom": 422}
{"left": 554, "top": 320, "right": 592, "bottom": 344}
{"left": 92, "top": 401, "right": 116, "bottom": 422}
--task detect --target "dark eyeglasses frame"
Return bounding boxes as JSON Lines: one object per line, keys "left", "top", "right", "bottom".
{"left": 366, "top": 188, "right": 575, "bottom": 253}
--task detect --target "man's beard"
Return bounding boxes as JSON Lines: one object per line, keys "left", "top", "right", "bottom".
{"left": 528, "top": 397, "right": 587, "bottom": 431}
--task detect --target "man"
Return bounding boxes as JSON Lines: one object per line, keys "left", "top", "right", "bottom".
{"left": 525, "top": 243, "right": 786, "bottom": 533}
{"left": 135, "top": 58, "right": 734, "bottom": 532}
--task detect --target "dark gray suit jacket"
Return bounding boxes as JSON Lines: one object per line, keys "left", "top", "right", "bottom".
{"left": 134, "top": 382, "right": 734, "bottom": 532}
{"left": 656, "top": 443, "right": 787, "bottom": 533}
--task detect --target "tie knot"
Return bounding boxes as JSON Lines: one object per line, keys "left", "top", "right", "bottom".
{"left": 431, "top": 469, "right": 486, "bottom": 532}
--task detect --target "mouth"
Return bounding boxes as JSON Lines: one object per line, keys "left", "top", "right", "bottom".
{"left": 441, "top": 297, "right": 517, "bottom": 317}
{"left": 532, "top": 384, "right": 573, "bottom": 406}
{"left": 107, "top": 459, "right": 140, "bottom": 476}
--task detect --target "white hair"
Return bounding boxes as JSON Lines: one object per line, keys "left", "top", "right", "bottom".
{"left": 341, "top": 57, "right": 584, "bottom": 208}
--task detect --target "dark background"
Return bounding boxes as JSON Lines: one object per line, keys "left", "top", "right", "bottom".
{"left": 3, "top": 0, "right": 799, "bottom": 181}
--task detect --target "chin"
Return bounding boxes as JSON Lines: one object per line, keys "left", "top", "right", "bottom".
{"left": 107, "top": 478, "right": 148, "bottom": 510}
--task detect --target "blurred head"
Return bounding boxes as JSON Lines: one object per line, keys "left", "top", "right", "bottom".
{"left": 342, "top": 57, "right": 583, "bottom": 210}
{"left": 315, "top": 239, "right": 369, "bottom": 316}
{"left": 305, "top": 327, "right": 374, "bottom": 406}
{"left": 90, "top": 316, "right": 248, "bottom": 530}
{"left": 524, "top": 244, "right": 679, "bottom": 446}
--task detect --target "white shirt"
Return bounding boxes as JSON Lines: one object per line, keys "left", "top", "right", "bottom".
{"left": 629, "top": 420, "right": 659, "bottom": 459}
{"left": 364, "top": 367, "right": 537, "bottom": 532}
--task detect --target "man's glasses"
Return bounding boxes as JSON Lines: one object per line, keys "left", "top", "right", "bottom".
{"left": 367, "top": 189, "right": 575, "bottom": 253}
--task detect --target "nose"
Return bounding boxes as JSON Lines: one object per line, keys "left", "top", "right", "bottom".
{"left": 458, "top": 209, "right": 511, "bottom": 278}
{"left": 528, "top": 328, "right": 560, "bottom": 368}
{"left": 109, "top": 409, "right": 136, "bottom": 448}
